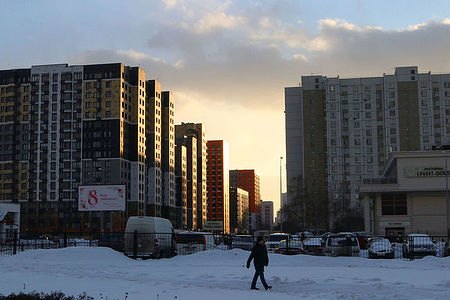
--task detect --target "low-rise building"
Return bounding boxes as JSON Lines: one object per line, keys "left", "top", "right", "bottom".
{"left": 360, "top": 151, "right": 450, "bottom": 237}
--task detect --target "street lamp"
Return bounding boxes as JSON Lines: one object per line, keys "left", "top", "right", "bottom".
{"left": 280, "top": 156, "right": 283, "bottom": 233}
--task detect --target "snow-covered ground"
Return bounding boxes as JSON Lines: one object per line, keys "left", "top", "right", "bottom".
{"left": 1, "top": 247, "right": 449, "bottom": 300}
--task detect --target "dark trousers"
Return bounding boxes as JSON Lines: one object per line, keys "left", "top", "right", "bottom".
{"left": 251, "top": 268, "right": 269, "bottom": 289}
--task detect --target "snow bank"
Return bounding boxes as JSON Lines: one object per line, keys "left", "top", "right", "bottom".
{"left": 1, "top": 247, "right": 449, "bottom": 300}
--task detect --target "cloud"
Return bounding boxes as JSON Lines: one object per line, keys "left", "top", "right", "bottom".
{"left": 189, "top": 10, "right": 244, "bottom": 34}
{"left": 70, "top": 16, "right": 450, "bottom": 111}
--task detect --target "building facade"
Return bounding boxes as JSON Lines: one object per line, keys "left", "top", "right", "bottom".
{"left": 229, "top": 169, "right": 261, "bottom": 232}
{"left": 229, "top": 187, "right": 249, "bottom": 233}
{"left": 285, "top": 66, "right": 450, "bottom": 230}
{"left": 360, "top": 151, "right": 450, "bottom": 237}
{"left": 261, "top": 201, "right": 274, "bottom": 231}
{"left": 206, "top": 140, "right": 230, "bottom": 233}
{"left": 161, "top": 91, "right": 176, "bottom": 224}
{"left": 145, "top": 80, "right": 162, "bottom": 217}
{"left": 175, "top": 123, "right": 206, "bottom": 229}
{"left": 0, "top": 63, "right": 177, "bottom": 232}
{"left": 175, "top": 142, "right": 187, "bottom": 229}
{"left": 175, "top": 133, "right": 197, "bottom": 230}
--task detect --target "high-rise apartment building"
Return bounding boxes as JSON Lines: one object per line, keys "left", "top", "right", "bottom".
{"left": 229, "top": 169, "right": 261, "bottom": 232}
{"left": 145, "top": 80, "right": 162, "bottom": 217}
{"left": 261, "top": 201, "right": 274, "bottom": 231}
{"left": 175, "top": 133, "right": 197, "bottom": 230}
{"left": 229, "top": 187, "right": 249, "bottom": 233}
{"left": 161, "top": 91, "right": 176, "bottom": 224}
{"left": 175, "top": 123, "right": 206, "bottom": 229}
{"left": 0, "top": 63, "right": 148, "bottom": 231}
{"left": 285, "top": 66, "right": 450, "bottom": 230}
{"left": 175, "top": 142, "right": 187, "bottom": 229}
{"left": 206, "top": 140, "right": 230, "bottom": 233}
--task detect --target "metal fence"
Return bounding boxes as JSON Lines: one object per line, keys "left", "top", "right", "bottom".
{"left": 1, "top": 232, "right": 449, "bottom": 260}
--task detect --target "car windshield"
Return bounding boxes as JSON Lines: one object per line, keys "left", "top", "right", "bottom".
{"left": 411, "top": 236, "right": 433, "bottom": 245}
{"left": 234, "top": 236, "right": 253, "bottom": 243}
{"left": 279, "top": 240, "right": 302, "bottom": 248}
{"left": 304, "top": 238, "right": 322, "bottom": 246}
{"left": 370, "top": 240, "right": 391, "bottom": 248}
{"left": 177, "top": 234, "right": 204, "bottom": 244}
{"left": 328, "top": 236, "right": 358, "bottom": 246}
{"left": 268, "top": 235, "right": 288, "bottom": 242}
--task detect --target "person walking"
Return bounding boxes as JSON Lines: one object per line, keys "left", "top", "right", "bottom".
{"left": 246, "top": 236, "right": 272, "bottom": 290}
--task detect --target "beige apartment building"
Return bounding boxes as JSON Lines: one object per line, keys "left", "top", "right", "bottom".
{"left": 285, "top": 66, "right": 450, "bottom": 230}
{"left": 360, "top": 151, "right": 450, "bottom": 236}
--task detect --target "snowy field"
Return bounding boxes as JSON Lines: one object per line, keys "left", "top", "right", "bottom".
{"left": 1, "top": 247, "right": 449, "bottom": 300}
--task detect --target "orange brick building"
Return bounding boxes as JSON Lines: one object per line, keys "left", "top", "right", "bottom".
{"left": 206, "top": 140, "right": 230, "bottom": 233}
{"left": 229, "top": 169, "right": 261, "bottom": 232}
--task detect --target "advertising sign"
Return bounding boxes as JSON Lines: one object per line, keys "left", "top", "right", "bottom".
{"left": 78, "top": 185, "right": 126, "bottom": 211}
{"left": 203, "top": 221, "right": 224, "bottom": 231}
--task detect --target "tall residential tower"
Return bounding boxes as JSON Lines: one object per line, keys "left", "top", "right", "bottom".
{"left": 285, "top": 66, "right": 450, "bottom": 230}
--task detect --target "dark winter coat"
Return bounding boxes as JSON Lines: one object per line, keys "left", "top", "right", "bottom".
{"left": 247, "top": 243, "right": 269, "bottom": 271}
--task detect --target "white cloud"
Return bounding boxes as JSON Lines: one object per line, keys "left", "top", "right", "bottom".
{"left": 293, "top": 53, "right": 307, "bottom": 62}
{"left": 189, "top": 11, "right": 244, "bottom": 34}
{"left": 162, "top": 0, "right": 181, "bottom": 9}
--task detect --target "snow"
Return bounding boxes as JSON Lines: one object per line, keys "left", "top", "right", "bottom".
{"left": 1, "top": 247, "right": 449, "bottom": 299}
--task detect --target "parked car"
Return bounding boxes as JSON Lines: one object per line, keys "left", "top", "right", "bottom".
{"left": 291, "top": 234, "right": 300, "bottom": 241}
{"left": 368, "top": 238, "right": 394, "bottom": 259}
{"left": 231, "top": 235, "right": 254, "bottom": 250}
{"left": 176, "top": 232, "right": 216, "bottom": 255}
{"left": 124, "top": 216, "right": 175, "bottom": 259}
{"left": 276, "top": 240, "right": 305, "bottom": 255}
{"left": 403, "top": 234, "right": 436, "bottom": 258}
{"left": 296, "top": 231, "right": 314, "bottom": 240}
{"left": 324, "top": 233, "right": 360, "bottom": 257}
{"left": 266, "top": 233, "right": 290, "bottom": 252}
{"left": 303, "top": 237, "right": 324, "bottom": 255}
{"left": 99, "top": 233, "right": 124, "bottom": 252}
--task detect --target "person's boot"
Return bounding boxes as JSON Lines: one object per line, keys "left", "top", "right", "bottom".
{"left": 265, "top": 286, "right": 272, "bottom": 290}
{"left": 251, "top": 287, "right": 259, "bottom": 290}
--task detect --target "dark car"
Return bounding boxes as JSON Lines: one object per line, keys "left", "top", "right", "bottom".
{"left": 276, "top": 240, "right": 305, "bottom": 255}
{"left": 99, "top": 233, "right": 124, "bottom": 252}
{"left": 231, "top": 235, "right": 254, "bottom": 250}
{"left": 303, "top": 238, "right": 324, "bottom": 255}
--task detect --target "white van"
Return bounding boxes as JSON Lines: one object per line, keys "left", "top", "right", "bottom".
{"left": 124, "top": 216, "right": 175, "bottom": 259}
{"left": 175, "top": 231, "right": 216, "bottom": 255}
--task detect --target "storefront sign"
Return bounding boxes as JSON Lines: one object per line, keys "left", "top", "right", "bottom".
{"left": 203, "top": 221, "right": 224, "bottom": 231}
{"left": 404, "top": 167, "right": 449, "bottom": 177}
{"left": 380, "top": 221, "right": 410, "bottom": 226}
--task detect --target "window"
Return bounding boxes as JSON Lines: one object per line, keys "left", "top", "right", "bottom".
{"left": 381, "top": 193, "right": 407, "bottom": 215}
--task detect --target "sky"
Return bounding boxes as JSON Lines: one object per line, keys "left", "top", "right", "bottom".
{"left": 1, "top": 0, "right": 450, "bottom": 213}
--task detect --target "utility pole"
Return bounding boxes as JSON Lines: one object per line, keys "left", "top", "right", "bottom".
{"left": 280, "top": 156, "right": 283, "bottom": 233}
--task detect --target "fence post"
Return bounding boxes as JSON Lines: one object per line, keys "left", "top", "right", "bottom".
{"left": 13, "top": 234, "right": 17, "bottom": 255}
{"left": 133, "top": 230, "right": 138, "bottom": 259}
{"left": 409, "top": 236, "right": 414, "bottom": 261}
